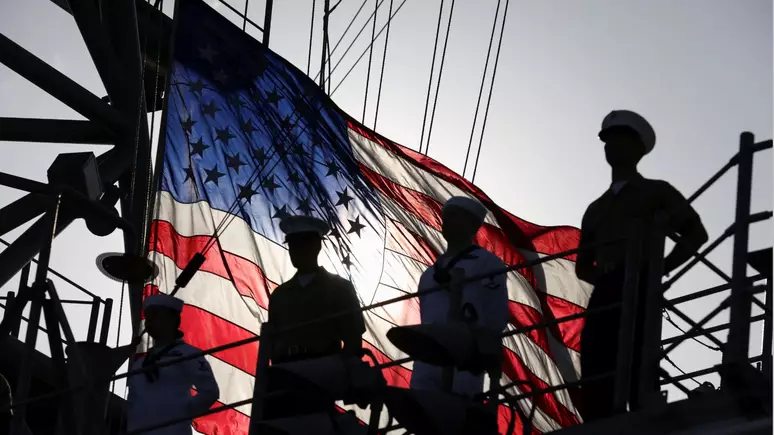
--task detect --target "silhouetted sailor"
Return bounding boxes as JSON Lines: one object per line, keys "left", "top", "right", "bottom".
{"left": 411, "top": 196, "right": 509, "bottom": 397}
{"left": 576, "top": 110, "right": 708, "bottom": 421}
{"left": 127, "top": 294, "right": 219, "bottom": 435}
{"left": 264, "top": 215, "right": 366, "bottom": 419}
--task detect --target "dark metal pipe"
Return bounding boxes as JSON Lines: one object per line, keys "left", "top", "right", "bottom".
{"left": 87, "top": 298, "right": 101, "bottom": 342}
{"left": 661, "top": 314, "right": 765, "bottom": 346}
{"left": 99, "top": 298, "right": 113, "bottom": 346}
{"left": 723, "top": 132, "right": 756, "bottom": 371}
{"left": 668, "top": 275, "right": 762, "bottom": 306}
{"left": 263, "top": 0, "right": 274, "bottom": 46}
{"left": 0, "top": 118, "right": 115, "bottom": 145}
{"left": 0, "top": 33, "right": 127, "bottom": 133}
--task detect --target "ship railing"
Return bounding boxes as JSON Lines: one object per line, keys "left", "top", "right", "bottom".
{"left": 0, "top": 238, "right": 113, "bottom": 346}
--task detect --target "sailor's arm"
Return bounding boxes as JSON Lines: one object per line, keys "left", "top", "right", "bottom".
{"left": 337, "top": 280, "right": 366, "bottom": 355}
{"left": 659, "top": 182, "right": 709, "bottom": 275}
{"left": 480, "top": 260, "right": 509, "bottom": 332}
{"left": 182, "top": 350, "right": 220, "bottom": 415}
{"left": 575, "top": 209, "right": 597, "bottom": 285}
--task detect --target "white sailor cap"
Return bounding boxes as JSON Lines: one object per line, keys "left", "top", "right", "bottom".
{"left": 144, "top": 293, "right": 184, "bottom": 313}
{"left": 599, "top": 110, "right": 656, "bottom": 154}
{"left": 443, "top": 196, "right": 488, "bottom": 224}
{"left": 279, "top": 215, "right": 330, "bottom": 239}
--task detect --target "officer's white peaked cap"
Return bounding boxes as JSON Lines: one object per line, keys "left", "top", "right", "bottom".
{"left": 599, "top": 110, "right": 656, "bottom": 154}
{"left": 144, "top": 293, "right": 184, "bottom": 313}
{"left": 279, "top": 215, "right": 330, "bottom": 238}
{"left": 443, "top": 196, "right": 488, "bottom": 225}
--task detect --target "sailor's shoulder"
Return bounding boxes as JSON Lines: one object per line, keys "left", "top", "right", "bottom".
{"left": 172, "top": 341, "right": 204, "bottom": 357}
{"left": 321, "top": 270, "right": 354, "bottom": 288}
{"left": 471, "top": 248, "right": 506, "bottom": 267}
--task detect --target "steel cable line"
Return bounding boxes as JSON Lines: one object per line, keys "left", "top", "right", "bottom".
{"left": 330, "top": 0, "right": 369, "bottom": 56}
{"left": 372, "top": 0, "right": 394, "bottom": 129}
{"left": 330, "top": 0, "right": 409, "bottom": 96}
{"left": 315, "top": 0, "right": 386, "bottom": 84}
{"left": 423, "top": 0, "right": 456, "bottom": 156}
{"left": 470, "top": 0, "right": 510, "bottom": 183}
{"left": 361, "top": 0, "right": 379, "bottom": 123}
{"left": 418, "top": 0, "right": 446, "bottom": 155}
{"left": 307, "top": 0, "right": 316, "bottom": 75}
{"left": 462, "top": 0, "right": 501, "bottom": 179}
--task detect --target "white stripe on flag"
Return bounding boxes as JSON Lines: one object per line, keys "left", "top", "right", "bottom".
{"left": 348, "top": 128, "right": 499, "bottom": 227}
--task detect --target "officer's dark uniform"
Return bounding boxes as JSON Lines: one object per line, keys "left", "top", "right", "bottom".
{"left": 268, "top": 267, "right": 365, "bottom": 364}
{"left": 578, "top": 174, "right": 703, "bottom": 421}
{"left": 264, "top": 216, "right": 366, "bottom": 421}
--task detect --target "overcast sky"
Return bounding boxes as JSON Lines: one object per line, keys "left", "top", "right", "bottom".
{"left": 0, "top": 0, "right": 771, "bottom": 411}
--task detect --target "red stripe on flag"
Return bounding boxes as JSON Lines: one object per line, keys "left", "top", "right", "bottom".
{"left": 347, "top": 120, "right": 580, "bottom": 260}
{"left": 361, "top": 341, "right": 412, "bottom": 389}
{"left": 502, "top": 349, "right": 581, "bottom": 428}
{"left": 180, "top": 304, "right": 260, "bottom": 376}
{"left": 191, "top": 397, "right": 249, "bottom": 435}
{"left": 150, "top": 219, "right": 276, "bottom": 308}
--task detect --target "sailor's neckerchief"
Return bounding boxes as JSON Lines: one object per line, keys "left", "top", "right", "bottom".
{"left": 143, "top": 335, "right": 184, "bottom": 383}
{"left": 432, "top": 245, "right": 480, "bottom": 284}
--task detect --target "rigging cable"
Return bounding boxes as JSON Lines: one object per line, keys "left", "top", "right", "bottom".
{"left": 307, "top": 0, "right": 316, "bottom": 75}
{"left": 329, "top": 0, "right": 369, "bottom": 58}
{"left": 362, "top": 0, "right": 379, "bottom": 122}
{"left": 417, "top": 0, "right": 445, "bottom": 155}
{"left": 422, "top": 0, "right": 456, "bottom": 156}
{"left": 330, "top": 0, "right": 408, "bottom": 95}
{"left": 663, "top": 308, "right": 720, "bottom": 351}
{"left": 462, "top": 0, "right": 501, "bottom": 179}
{"left": 469, "top": 0, "right": 510, "bottom": 183}
{"left": 320, "top": 0, "right": 386, "bottom": 84}
{"left": 372, "top": 0, "right": 394, "bottom": 129}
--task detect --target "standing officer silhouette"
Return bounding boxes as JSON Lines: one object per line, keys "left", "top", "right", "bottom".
{"left": 127, "top": 294, "right": 220, "bottom": 435}
{"left": 264, "top": 215, "right": 366, "bottom": 419}
{"left": 576, "top": 110, "right": 708, "bottom": 421}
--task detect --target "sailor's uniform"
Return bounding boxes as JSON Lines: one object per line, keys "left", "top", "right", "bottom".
{"left": 127, "top": 294, "right": 219, "bottom": 435}
{"left": 127, "top": 339, "right": 220, "bottom": 435}
{"left": 410, "top": 246, "right": 509, "bottom": 396}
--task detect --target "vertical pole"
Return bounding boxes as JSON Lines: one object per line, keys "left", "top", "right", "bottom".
{"left": 247, "top": 324, "right": 272, "bottom": 435}
{"left": 9, "top": 295, "right": 42, "bottom": 435}
{"left": 263, "top": 0, "right": 274, "bottom": 46}
{"left": 441, "top": 268, "right": 465, "bottom": 393}
{"left": 319, "top": 0, "right": 330, "bottom": 88}
{"left": 612, "top": 222, "right": 644, "bottom": 413}
{"left": 636, "top": 218, "right": 667, "bottom": 409}
{"left": 42, "top": 299, "right": 79, "bottom": 435}
{"left": 5, "top": 292, "right": 19, "bottom": 338}
{"left": 760, "top": 279, "right": 771, "bottom": 375}
{"left": 100, "top": 298, "right": 114, "bottom": 346}
{"left": 87, "top": 297, "right": 101, "bottom": 342}
{"left": 723, "top": 132, "right": 755, "bottom": 371}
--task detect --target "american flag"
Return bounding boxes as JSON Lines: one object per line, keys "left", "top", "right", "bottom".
{"left": 146, "top": 0, "right": 592, "bottom": 433}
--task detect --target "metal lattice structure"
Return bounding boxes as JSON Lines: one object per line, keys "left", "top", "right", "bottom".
{"left": 0, "top": 1, "right": 771, "bottom": 435}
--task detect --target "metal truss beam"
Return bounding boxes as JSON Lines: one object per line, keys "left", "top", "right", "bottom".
{"left": 0, "top": 34, "right": 127, "bottom": 133}
{"left": 65, "top": 0, "right": 132, "bottom": 109}
{"left": 0, "top": 194, "right": 47, "bottom": 237}
{"left": 0, "top": 118, "right": 114, "bottom": 144}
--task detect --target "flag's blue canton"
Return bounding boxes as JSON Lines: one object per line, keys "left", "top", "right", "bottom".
{"left": 162, "top": 0, "right": 386, "bottom": 297}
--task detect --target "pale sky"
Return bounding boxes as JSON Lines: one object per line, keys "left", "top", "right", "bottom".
{"left": 0, "top": 0, "right": 771, "bottom": 416}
